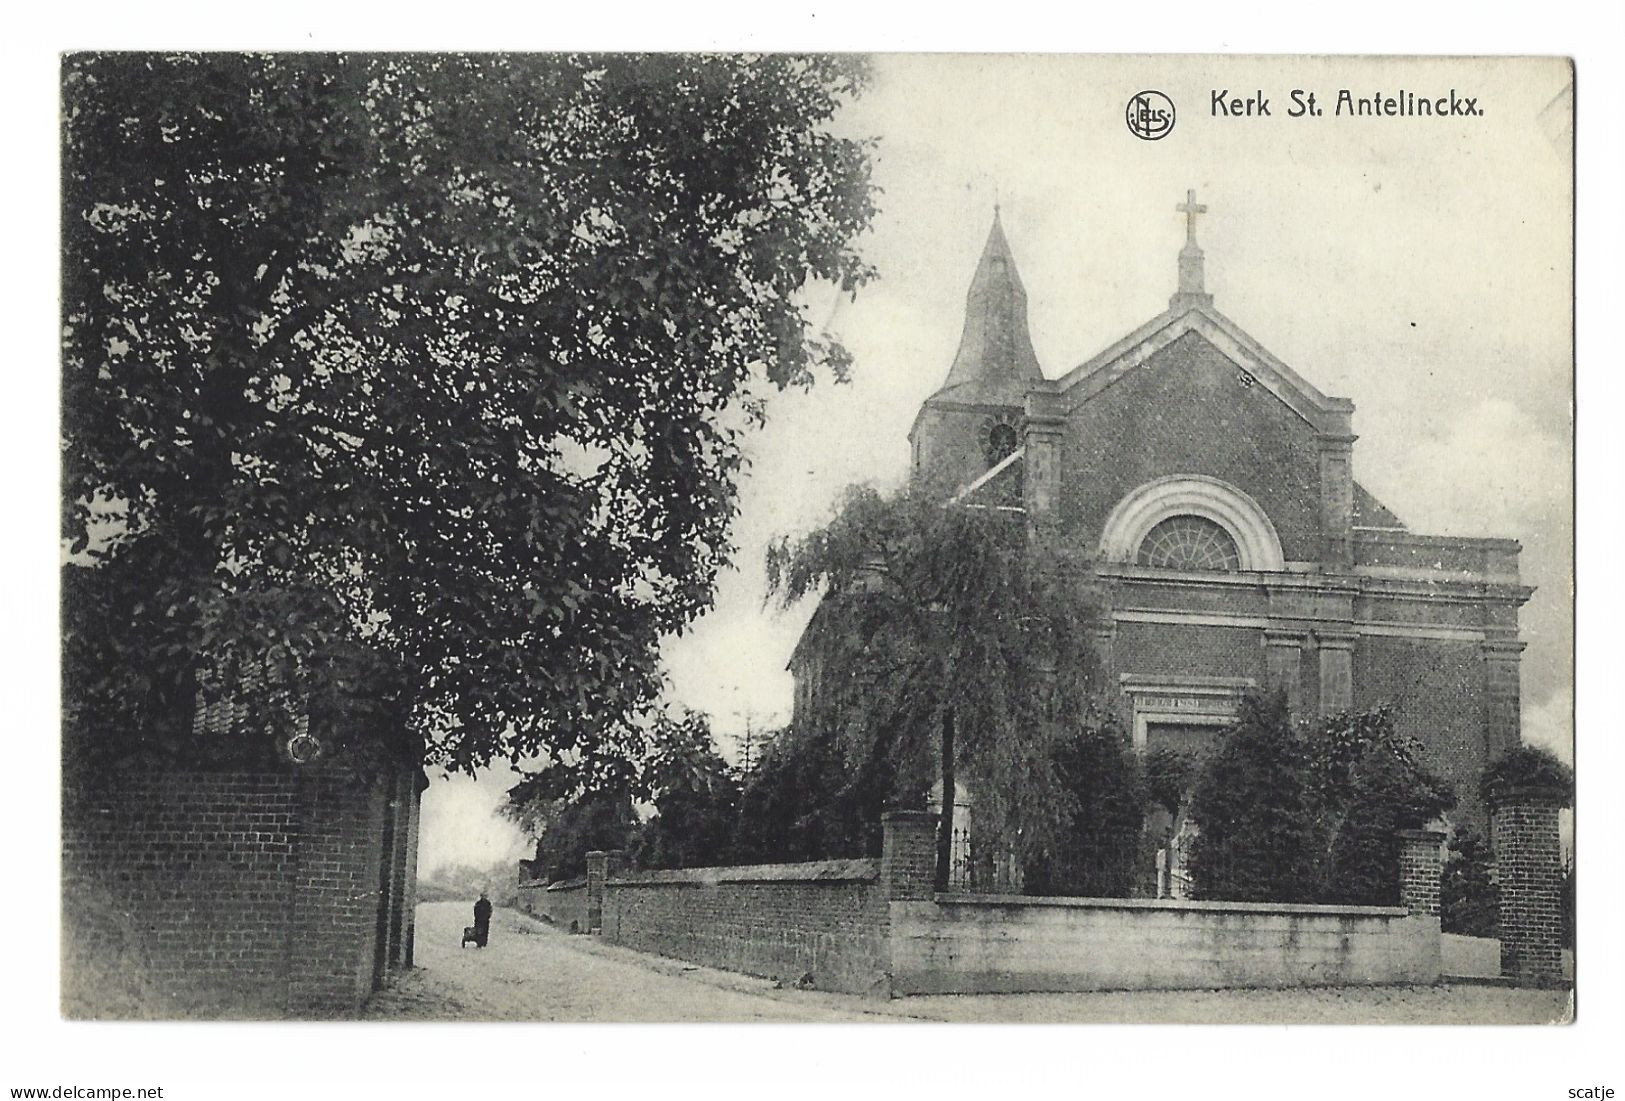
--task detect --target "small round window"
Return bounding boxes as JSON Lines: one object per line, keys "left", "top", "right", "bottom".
{"left": 1137, "top": 515, "right": 1241, "bottom": 571}
{"left": 986, "top": 422, "right": 1019, "bottom": 466}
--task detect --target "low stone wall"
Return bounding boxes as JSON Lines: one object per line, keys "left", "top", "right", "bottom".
{"left": 889, "top": 895, "right": 1441, "bottom": 995}
{"left": 601, "top": 859, "right": 888, "bottom": 994}
{"left": 517, "top": 877, "right": 590, "bottom": 933}
{"left": 554, "top": 814, "right": 1450, "bottom": 998}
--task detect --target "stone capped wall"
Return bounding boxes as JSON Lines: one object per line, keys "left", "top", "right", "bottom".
{"left": 518, "top": 877, "right": 590, "bottom": 934}
{"left": 889, "top": 895, "right": 1441, "bottom": 994}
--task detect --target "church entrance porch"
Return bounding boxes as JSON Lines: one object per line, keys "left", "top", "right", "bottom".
{"left": 1120, "top": 676, "right": 1250, "bottom": 899}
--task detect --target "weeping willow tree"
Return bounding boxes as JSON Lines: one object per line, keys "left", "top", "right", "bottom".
{"left": 764, "top": 483, "right": 1108, "bottom": 875}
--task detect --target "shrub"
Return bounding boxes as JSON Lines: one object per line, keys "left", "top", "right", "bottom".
{"left": 1186, "top": 692, "right": 1322, "bottom": 903}
{"left": 1144, "top": 746, "right": 1198, "bottom": 815}
{"left": 1188, "top": 692, "right": 1456, "bottom": 905}
{"left": 1024, "top": 720, "right": 1146, "bottom": 897}
{"left": 1440, "top": 828, "right": 1499, "bottom": 938}
{"left": 1479, "top": 745, "right": 1574, "bottom": 807}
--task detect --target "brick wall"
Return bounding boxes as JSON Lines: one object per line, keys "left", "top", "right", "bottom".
{"left": 1113, "top": 621, "right": 1265, "bottom": 682}
{"left": 285, "top": 771, "right": 389, "bottom": 1016}
{"left": 62, "top": 765, "right": 417, "bottom": 1018}
{"left": 601, "top": 860, "right": 889, "bottom": 994}
{"left": 1354, "top": 636, "right": 1489, "bottom": 828}
{"left": 1062, "top": 331, "right": 1323, "bottom": 560}
{"left": 62, "top": 772, "right": 300, "bottom": 1017}
{"left": 1398, "top": 829, "right": 1445, "bottom": 917}
{"left": 517, "top": 877, "right": 590, "bottom": 933}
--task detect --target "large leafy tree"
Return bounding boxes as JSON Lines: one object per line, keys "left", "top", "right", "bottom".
{"left": 503, "top": 704, "right": 738, "bottom": 878}
{"left": 61, "top": 53, "right": 875, "bottom": 776}
{"left": 762, "top": 484, "right": 1106, "bottom": 868}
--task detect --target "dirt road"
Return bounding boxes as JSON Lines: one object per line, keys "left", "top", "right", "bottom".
{"left": 367, "top": 901, "right": 887, "bottom": 1021}
{"left": 365, "top": 902, "right": 1572, "bottom": 1024}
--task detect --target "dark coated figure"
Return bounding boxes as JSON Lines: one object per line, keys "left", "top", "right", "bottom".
{"left": 473, "top": 889, "right": 493, "bottom": 948}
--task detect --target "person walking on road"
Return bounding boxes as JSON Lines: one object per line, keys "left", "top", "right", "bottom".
{"left": 473, "top": 889, "right": 493, "bottom": 948}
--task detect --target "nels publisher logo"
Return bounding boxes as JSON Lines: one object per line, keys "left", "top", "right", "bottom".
{"left": 1127, "top": 90, "right": 1176, "bottom": 140}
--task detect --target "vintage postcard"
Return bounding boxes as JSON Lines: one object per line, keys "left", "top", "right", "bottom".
{"left": 57, "top": 51, "right": 1573, "bottom": 1048}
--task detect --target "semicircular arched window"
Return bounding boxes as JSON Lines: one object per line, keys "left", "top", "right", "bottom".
{"left": 1136, "top": 515, "right": 1241, "bottom": 571}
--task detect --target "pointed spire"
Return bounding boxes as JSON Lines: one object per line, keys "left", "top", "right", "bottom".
{"left": 1170, "top": 188, "right": 1214, "bottom": 311}
{"left": 937, "top": 209, "right": 1044, "bottom": 400}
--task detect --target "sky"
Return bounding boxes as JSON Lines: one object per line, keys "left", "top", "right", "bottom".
{"left": 418, "top": 54, "right": 1574, "bottom": 876}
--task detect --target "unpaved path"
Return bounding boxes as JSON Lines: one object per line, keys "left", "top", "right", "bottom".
{"left": 366, "top": 901, "right": 1572, "bottom": 1024}
{"left": 367, "top": 901, "right": 888, "bottom": 1021}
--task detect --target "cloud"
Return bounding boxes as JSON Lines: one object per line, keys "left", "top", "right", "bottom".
{"left": 1522, "top": 685, "right": 1574, "bottom": 765}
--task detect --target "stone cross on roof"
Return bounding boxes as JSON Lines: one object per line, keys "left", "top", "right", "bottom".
{"left": 1177, "top": 188, "right": 1208, "bottom": 246}
{"left": 1171, "top": 188, "right": 1213, "bottom": 310}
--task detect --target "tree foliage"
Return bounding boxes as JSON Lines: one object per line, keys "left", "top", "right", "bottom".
{"left": 61, "top": 53, "right": 876, "bottom": 775}
{"left": 1479, "top": 745, "right": 1574, "bottom": 807}
{"left": 1440, "top": 827, "right": 1499, "bottom": 938}
{"left": 1143, "top": 745, "right": 1198, "bottom": 815}
{"left": 629, "top": 710, "right": 741, "bottom": 871}
{"left": 1023, "top": 719, "right": 1146, "bottom": 898}
{"left": 763, "top": 483, "right": 1105, "bottom": 866}
{"left": 1187, "top": 693, "right": 1456, "bottom": 905}
{"left": 732, "top": 719, "right": 892, "bottom": 862}
{"left": 1186, "top": 692, "right": 1323, "bottom": 903}
{"left": 503, "top": 704, "right": 739, "bottom": 878}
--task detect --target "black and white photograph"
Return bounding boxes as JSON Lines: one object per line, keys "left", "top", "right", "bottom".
{"left": 14, "top": 16, "right": 1622, "bottom": 1099}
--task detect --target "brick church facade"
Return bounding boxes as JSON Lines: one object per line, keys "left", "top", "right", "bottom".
{"left": 795, "top": 195, "right": 1531, "bottom": 837}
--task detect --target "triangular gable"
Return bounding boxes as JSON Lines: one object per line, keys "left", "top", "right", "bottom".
{"left": 1053, "top": 303, "right": 1354, "bottom": 436}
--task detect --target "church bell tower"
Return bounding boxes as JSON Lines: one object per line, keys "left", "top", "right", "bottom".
{"left": 908, "top": 209, "right": 1045, "bottom": 494}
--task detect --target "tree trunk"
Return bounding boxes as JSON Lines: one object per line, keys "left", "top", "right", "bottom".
{"left": 936, "top": 706, "right": 955, "bottom": 892}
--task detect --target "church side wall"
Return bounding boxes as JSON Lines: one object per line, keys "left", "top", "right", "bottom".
{"left": 1062, "top": 332, "right": 1323, "bottom": 560}
{"left": 912, "top": 403, "right": 1018, "bottom": 494}
{"left": 1355, "top": 637, "right": 1491, "bottom": 830}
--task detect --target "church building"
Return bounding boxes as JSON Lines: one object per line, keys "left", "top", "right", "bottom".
{"left": 793, "top": 193, "right": 1531, "bottom": 839}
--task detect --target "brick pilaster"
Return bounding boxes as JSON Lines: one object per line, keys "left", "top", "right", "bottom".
{"left": 585, "top": 849, "right": 625, "bottom": 934}
{"left": 1264, "top": 630, "right": 1304, "bottom": 716}
{"left": 1022, "top": 389, "right": 1066, "bottom": 544}
{"left": 1490, "top": 787, "right": 1566, "bottom": 986}
{"left": 880, "top": 811, "right": 939, "bottom": 901}
{"left": 1090, "top": 621, "right": 1117, "bottom": 690}
{"left": 1317, "top": 434, "right": 1356, "bottom": 571}
{"left": 1316, "top": 631, "right": 1355, "bottom": 715}
{"left": 1482, "top": 638, "right": 1526, "bottom": 758}
{"left": 1396, "top": 828, "right": 1445, "bottom": 916}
